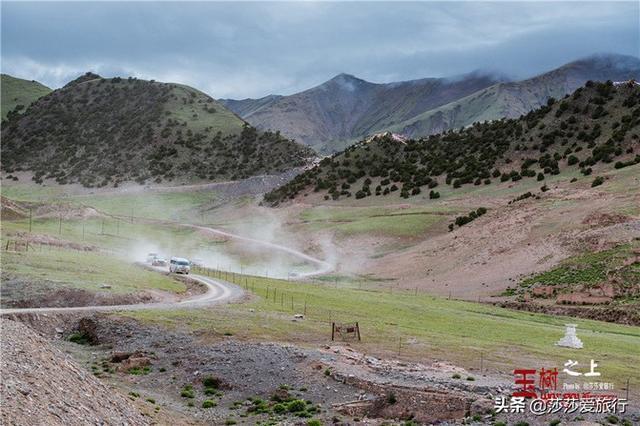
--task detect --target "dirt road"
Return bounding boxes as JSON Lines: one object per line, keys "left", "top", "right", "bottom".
{"left": 187, "top": 224, "right": 333, "bottom": 277}
{"left": 0, "top": 269, "right": 244, "bottom": 315}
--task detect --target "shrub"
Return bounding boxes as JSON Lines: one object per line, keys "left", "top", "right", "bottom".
{"left": 202, "top": 400, "right": 216, "bottom": 408}
{"left": 202, "top": 376, "right": 221, "bottom": 389}
{"left": 128, "top": 366, "right": 151, "bottom": 375}
{"left": 287, "top": 399, "right": 308, "bottom": 413}
{"left": 146, "top": 398, "right": 155, "bottom": 404}
{"left": 387, "top": 392, "right": 397, "bottom": 404}
{"left": 452, "top": 373, "right": 461, "bottom": 379}
{"left": 273, "top": 403, "right": 287, "bottom": 414}
{"left": 307, "top": 421, "right": 322, "bottom": 426}
{"left": 68, "top": 332, "right": 91, "bottom": 345}
{"left": 181, "top": 385, "right": 195, "bottom": 398}
{"left": 591, "top": 176, "right": 605, "bottom": 187}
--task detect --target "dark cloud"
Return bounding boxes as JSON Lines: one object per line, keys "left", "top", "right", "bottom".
{"left": 1, "top": 1, "right": 638, "bottom": 98}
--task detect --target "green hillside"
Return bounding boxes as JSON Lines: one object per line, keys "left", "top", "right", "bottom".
{"left": 1, "top": 74, "right": 51, "bottom": 120}
{"left": 1, "top": 73, "right": 315, "bottom": 187}
{"left": 265, "top": 81, "right": 640, "bottom": 204}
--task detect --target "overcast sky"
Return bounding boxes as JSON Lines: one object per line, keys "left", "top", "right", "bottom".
{"left": 1, "top": 1, "right": 638, "bottom": 99}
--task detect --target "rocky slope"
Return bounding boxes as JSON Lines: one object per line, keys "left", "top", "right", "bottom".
{"left": 0, "top": 318, "right": 148, "bottom": 425}
{"left": 1, "top": 73, "right": 315, "bottom": 187}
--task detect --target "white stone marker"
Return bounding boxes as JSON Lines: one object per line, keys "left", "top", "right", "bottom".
{"left": 556, "top": 323, "right": 583, "bottom": 349}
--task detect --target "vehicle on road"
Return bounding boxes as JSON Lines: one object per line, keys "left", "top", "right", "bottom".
{"left": 152, "top": 257, "right": 168, "bottom": 267}
{"left": 169, "top": 257, "right": 191, "bottom": 274}
{"left": 146, "top": 252, "right": 159, "bottom": 263}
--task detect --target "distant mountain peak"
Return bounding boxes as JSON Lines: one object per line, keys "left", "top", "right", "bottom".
{"left": 323, "top": 73, "right": 371, "bottom": 91}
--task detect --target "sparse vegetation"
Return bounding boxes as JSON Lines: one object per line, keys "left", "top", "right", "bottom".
{"left": 68, "top": 332, "right": 91, "bottom": 345}
{"left": 202, "top": 400, "right": 216, "bottom": 408}
{"left": 449, "top": 207, "right": 487, "bottom": 230}
{"left": 265, "top": 82, "right": 640, "bottom": 204}
{"left": 180, "top": 385, "right": 195, "bottom": 398}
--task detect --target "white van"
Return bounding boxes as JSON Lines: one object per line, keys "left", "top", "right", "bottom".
{"left": 169, "top": 257, "right": 191, "bottom": 274}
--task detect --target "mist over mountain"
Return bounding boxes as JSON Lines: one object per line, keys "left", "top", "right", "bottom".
{"left": 223, "top": 54, "right": 640, "bottom": 154}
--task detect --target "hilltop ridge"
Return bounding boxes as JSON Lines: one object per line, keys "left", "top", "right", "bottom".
{"left": 1, "top": 73, "right": 315, "bottom": 187}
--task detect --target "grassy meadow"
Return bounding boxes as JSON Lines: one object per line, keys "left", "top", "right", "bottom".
{"left": 127, "top": 271, "right": 640, "bottom": 392}
{"left": 2, "top": 249, "right": 185, "bottom": 297}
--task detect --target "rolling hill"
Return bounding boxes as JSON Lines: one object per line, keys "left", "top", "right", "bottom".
{"left": 221, "top": 72, "right": 504, "bottom": 154}
{"left": 224, "top": 54, "right": 640, "bottom": 154}
{"left": 1, "top": 73, "right": 314, "bottom": 187}
{"left": 265, "top": 81, "right": 640, "bottom": 205}
{"left": 1, "top": 74, "right": 51, "bottom": 120}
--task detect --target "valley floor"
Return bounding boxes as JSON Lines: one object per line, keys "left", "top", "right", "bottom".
{"left": 1, "top": 163, "right": 639, "bottom": 425}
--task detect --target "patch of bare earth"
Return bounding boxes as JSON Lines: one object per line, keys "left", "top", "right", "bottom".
{"left": 361, "top": 184, "right": 640, "bottom": 300}
{"left": 0, "top": 318, "right": 148, "bottom": 426}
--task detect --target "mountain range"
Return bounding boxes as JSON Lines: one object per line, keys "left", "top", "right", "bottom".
{"left": 222, "top": 54, "right": 640, "bottom": 154}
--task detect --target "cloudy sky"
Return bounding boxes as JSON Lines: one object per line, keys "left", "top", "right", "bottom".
{"left": 1, "top": 1, "right": 638, "bottom": 99}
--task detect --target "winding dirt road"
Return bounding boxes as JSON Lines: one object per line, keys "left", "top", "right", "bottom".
{"left": 0, "top": 270, "right": 244, "bottom": 315}
{"left": 187, "top": 224, "right": 333, "bottom": 277}
{"left": 1, "top": 210, "right": 333, "bottom": 315}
